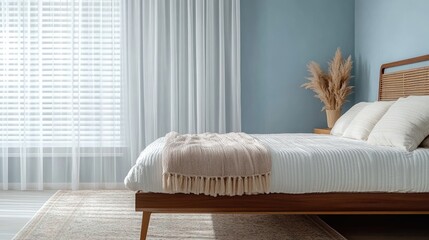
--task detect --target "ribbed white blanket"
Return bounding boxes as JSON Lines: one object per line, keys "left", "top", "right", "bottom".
{"left": 125, "top": 134, "right": 429, "bottom": 194}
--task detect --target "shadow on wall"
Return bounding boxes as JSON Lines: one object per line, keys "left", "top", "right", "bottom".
{"left": 355, "top": 55, "right": 371, "bottom": 102}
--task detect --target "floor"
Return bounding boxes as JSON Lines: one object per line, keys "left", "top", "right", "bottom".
{"left": 321, "top": 215, "right": 429, "bottom": 240}
{"left": 1, "top": 191, "right": 429, "bottom": 240}
{"left": 0, "top": 191, "right": 55, "bottom": 240}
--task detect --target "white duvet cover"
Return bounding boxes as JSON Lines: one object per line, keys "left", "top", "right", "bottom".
{"left": 124, "top": 134, "right": 429, "bottom": 193}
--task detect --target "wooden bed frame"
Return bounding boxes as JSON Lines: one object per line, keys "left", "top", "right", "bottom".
{"left": 135, "top": 54, "right": 429, "bottom": 240}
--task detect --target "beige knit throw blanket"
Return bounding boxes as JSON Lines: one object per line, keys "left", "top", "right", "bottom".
{"left": 162, "top": 132, "right": 271, "bottom": 196}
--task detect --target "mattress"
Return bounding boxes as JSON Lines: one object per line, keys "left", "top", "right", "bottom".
{"left": 124, "top": 133, "right": 429, "bottom": 193}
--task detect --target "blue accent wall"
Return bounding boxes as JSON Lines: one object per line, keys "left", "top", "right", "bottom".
{"left": 241, "top": 0, "right": 355, "bottom": 133}
{"left": 355, "top": 0, "right": 429, "bottom": 102}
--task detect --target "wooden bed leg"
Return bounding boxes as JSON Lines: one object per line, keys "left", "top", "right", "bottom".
{"left": 140, "top": 211, "right": 151, "bottom": 240}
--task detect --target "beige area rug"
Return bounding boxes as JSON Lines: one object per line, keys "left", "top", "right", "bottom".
{"left": 14, "top": 190, "right": 346, "bottom": 240}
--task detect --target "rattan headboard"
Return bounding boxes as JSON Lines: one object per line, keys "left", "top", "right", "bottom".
{"left": 379, "top": 55, "right": 429, "bottom": 101}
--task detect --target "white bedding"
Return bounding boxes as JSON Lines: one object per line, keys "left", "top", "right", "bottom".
{"left": 124, "top": 134, "right": 429, "bottom": 193}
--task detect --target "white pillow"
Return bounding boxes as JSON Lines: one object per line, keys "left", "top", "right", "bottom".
{"left": 343, "top": 101, "right": 394, "bottom": 140}
{"left": 330, "top": 102, "right": 370, "bottom": 136}
{"left": 367, "top": 96, "right": 429, "bottom": 151}
{"left": 420, "top": 137, "right": 429, "bottom": 148}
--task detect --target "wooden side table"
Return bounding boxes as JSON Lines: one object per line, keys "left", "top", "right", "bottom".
{"left": 313, "top": 128, "right": 331, "bottom": 135}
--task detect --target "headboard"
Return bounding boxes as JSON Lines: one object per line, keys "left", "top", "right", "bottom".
{"left": 379, "top": 55, "right": 429, "bottom": 101}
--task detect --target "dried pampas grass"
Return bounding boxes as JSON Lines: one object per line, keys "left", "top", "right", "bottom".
{"left": 302, "top": 48, "right": 353, "bottom": 110}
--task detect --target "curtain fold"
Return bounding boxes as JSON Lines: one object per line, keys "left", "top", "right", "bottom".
{"left": 123, "top": 0, "right": 241, "bottom": 150}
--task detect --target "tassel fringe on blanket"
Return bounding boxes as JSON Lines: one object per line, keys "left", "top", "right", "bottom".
{"left": 163, "top": 172, "right": 271, "bottom": 197}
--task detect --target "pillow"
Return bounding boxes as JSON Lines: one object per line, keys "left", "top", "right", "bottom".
{"left": 343, "top": 101, "right": 394, "bottom": 140}
{"left": 420, "top": 137, "right": 429, "bottom": 148}
{"left": 330, "top": 102, "right": 370, "bottom": 136}
{"left": 367, "top": 96, "right": 429, "bottom": 151}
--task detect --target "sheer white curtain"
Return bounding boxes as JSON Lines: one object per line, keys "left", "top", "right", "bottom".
{"left": 122, "top": 0, "right": 241, "bottom": 150}
{"left": 0, "top": 0, "right": 241, "bottom": 190}
{"left": 0, "top": 0, "right": 127, "bottom": 190}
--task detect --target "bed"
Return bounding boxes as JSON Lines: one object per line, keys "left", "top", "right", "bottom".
{"left": 126, "top": 55, "right": 429, "bottom": 240}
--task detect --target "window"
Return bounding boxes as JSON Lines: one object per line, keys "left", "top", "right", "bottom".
{"left": 0, "top": 0, "right": 122, "bottom": 147}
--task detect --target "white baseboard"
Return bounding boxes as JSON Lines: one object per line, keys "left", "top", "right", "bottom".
{"left": 3, "top": 182, "right": 126, "bottom": 191}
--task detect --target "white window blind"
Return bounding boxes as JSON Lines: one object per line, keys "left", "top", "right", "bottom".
{"left": 0, "top": 0, "right": 122, "bottom": 147}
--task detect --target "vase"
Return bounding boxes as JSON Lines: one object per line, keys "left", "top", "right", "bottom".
{"left": 326, "top": 109, "right": 341, "bottom": 128}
